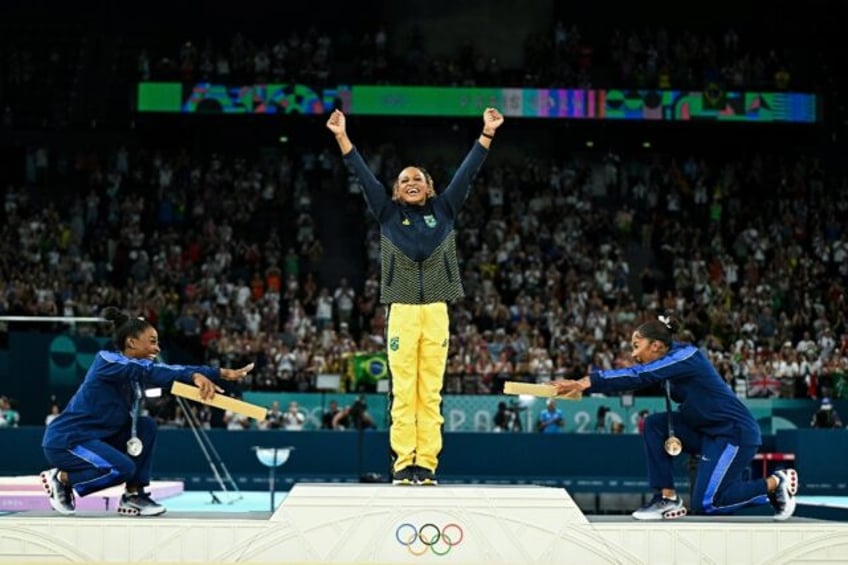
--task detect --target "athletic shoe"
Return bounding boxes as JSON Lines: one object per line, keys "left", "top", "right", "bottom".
{"left": 631, "top": 493, "right": 687, "bottom": 520}
{"left": 415, "top": 466, "right": 438, "bottom": 486}
{"left": 40, "top": 468, "right": 75, "bottom": 515}
{"left": 117, "top": 491, "right": 167, "bottom": 517}
{"left": 392, "top": 466, "right": 416, "bottom": 485}
{"left": 771, "top": 468, "right": 798, "bottom": 521}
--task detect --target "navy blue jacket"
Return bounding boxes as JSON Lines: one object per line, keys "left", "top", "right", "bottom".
{"left": 344, "top": 142, "right": 488, "bottom": 304}
{"left": 43, "top": 351, "right": 219, "bottom": 449}
{"left": 588, "top": 342, "right": 761, "bottom": 446}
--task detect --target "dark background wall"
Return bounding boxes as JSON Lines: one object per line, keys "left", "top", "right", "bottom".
{"left": 1, "top": 428, "right": 845, "bottom": 498}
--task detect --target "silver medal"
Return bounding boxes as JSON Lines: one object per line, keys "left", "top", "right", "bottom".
{"left": 126, "top": 437, "right": 143, "bottom": 456}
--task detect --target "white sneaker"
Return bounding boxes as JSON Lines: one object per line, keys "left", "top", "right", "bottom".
{"left": 771, "top": 469, "right": 798, "bottom": 521}
{"left": 632, "top": 494, "right": 687, "bottom": 520}
{"left": 40, "top": 468, "right": 75, "bottom": 515}
{"left": 117, "top": 491, "right": 167, "bottom": 517}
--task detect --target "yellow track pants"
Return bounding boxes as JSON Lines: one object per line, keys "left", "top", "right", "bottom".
{"left": 387, "top": 302, "right": 449, "bottom": 473}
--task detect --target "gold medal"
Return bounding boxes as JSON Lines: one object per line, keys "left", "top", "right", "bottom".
{"left": 664, "top": 435, "right": 683, "bottom": 457}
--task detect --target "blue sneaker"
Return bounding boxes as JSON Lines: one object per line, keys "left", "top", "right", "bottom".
{"left": 632, "top": 493, "right": 687, "bottom": 521}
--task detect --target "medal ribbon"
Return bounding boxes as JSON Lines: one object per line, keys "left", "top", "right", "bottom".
{"left": 130, "top": 377, "right": 143, "bottom": 446}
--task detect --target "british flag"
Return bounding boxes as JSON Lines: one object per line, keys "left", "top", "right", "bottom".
{"left": 747, "top": 374, "right": 782, "bottom": 398}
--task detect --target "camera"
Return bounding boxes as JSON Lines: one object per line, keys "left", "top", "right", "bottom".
{"left": 349, "top": 395, "right": 368, "bottom": 429}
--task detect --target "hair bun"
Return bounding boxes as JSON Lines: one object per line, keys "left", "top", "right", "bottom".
{"left": 101, "top": 306, "right": 129, "bottom": 327}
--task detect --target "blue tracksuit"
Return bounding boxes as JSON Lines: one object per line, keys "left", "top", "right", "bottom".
{"left": 587, "top": 342, "right": 771, "bottom": 514}
{"left": 43, "top": 351, "right": 219, "bottom": 496}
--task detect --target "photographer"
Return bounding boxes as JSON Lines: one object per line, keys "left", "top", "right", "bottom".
{"left": 333, "top": 396, "right": 376, "bottom": 430}
{"left": 595, "top": 405, "right": 611, "bottom": 433}
{"left": 811, "top": 397, "right": 843, "bottom": 428}
{"left": 261, "top": 400, "right": 283, "bottom": 430}
{"left": 493, "top": 401, "right": 522, "bottom": 432}
{"left": 321, "top": 400, "right": 341, "bottom": 430}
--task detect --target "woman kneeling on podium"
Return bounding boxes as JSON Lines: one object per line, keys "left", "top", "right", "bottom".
{"left": 552, "top": 315, "right": 799, "bottom": 521}
{"left": 41, "top": 306, "right": 254, "bottom": 516}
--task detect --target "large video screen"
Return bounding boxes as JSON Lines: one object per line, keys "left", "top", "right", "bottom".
{"left": 137, "top": 83, "right": 819, "bottom": 123}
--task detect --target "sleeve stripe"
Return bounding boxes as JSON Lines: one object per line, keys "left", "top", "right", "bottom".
{"left": 598, "top": 345, "right": 698, "bottom": 380}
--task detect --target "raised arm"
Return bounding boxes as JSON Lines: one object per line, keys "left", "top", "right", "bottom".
{"left": 477, "top": 107, "right": 504, "bottom": 150}
{"left": 326, "top": 109, "right": 353, "bottom": 156}
{"left": 325, "top": 108, "right": 390, "bottom": 218}
{"left": 439, "top": 107, "right": 506, "bottom": 214}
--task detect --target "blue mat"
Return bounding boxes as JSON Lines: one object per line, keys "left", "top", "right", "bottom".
{"left": 163, "top": 490, "right": 288, "bottom": 513}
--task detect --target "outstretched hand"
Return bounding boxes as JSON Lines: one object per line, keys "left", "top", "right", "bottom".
{"left": 326, "top": 109, "right": 347, "bottom": 136}
{"left": 550, "top": 377, "right": 588, "bottom": 396}
{"left": 221, "top": 362, "right": 255, "bottom": 381}
{"left": 483, "top": 107, "right": 504, "bottom": 131}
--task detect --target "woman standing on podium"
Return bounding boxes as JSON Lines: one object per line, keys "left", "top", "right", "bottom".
{"left": 327, "top": 107, "right": 504, "bottom": 485}
{"left": 41, "top": 306, "right": 254, "bottom": 516}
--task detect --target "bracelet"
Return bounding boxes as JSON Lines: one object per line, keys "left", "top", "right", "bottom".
{"left": 481, "top": 131, "right": 495, "bottom": 140}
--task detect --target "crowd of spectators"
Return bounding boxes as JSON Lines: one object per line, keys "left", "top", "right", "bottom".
{"left": 0, "top": 15, "right": 813, "bottom": 132}
{"left": 138, "top": 21, "right": 803, "bottom": 91}
{"left": 0, "top": 15, "right": 844, "bottom": 433}
{"left": 356, "top": 139, "right": 848, "bottom": 401}
{"left": 2, "top": 129, "right": 847, "bottom": 410}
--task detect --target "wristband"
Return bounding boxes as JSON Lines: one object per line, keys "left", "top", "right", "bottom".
{"left": 481, "top": 131, "right": 495, "bottom": 140}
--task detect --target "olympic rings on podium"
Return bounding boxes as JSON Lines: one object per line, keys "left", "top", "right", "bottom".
{"left": 395, "top": 522, "right": 464, "bottom": 556}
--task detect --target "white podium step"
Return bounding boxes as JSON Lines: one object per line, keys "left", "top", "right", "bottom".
{"left": 2, "top": 483, "right": 848, "bottom": 564}
{"left": 269, "top": 483, "right": 593, "bottom": 563}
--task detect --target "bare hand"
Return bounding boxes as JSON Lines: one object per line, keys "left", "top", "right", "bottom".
{"left": 483, "top": 107, "right": 504, "bottom": 131}
{"left": 326, "top": 109, "right": 346, "bottom": 135}
{"left": 551, "top": 378, "right": 586, "bottom": 396}
{"left": 192, "top": 374, "right": 223, "bottom": 401}
{"left": 221, "top": 362, "right": 255, "bottom": 381}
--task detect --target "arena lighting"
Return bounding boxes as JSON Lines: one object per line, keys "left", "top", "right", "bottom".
{"left": 585, "top": 140, "right": 594, "bottom": 147}
{"left": 642, "top": 141, "right": 652, "bottom": 148}
{"left": 278, "top": 136, "right": 289, "bottom": 143}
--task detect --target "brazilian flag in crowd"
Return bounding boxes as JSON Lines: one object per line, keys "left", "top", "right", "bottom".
{"left": 351, "top": 351, "right": 389, "bottom": 388}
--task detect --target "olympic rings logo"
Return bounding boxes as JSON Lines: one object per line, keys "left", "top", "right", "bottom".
{"left": 395, "top": 522, "right": 464, "bottom": 556}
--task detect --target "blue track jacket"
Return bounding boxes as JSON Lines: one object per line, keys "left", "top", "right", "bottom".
{"left": 43, "top": 351, "right": 219, "bottom": 449}
{"left": 587, "top": 342, "right": 761, "bottom": 446}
